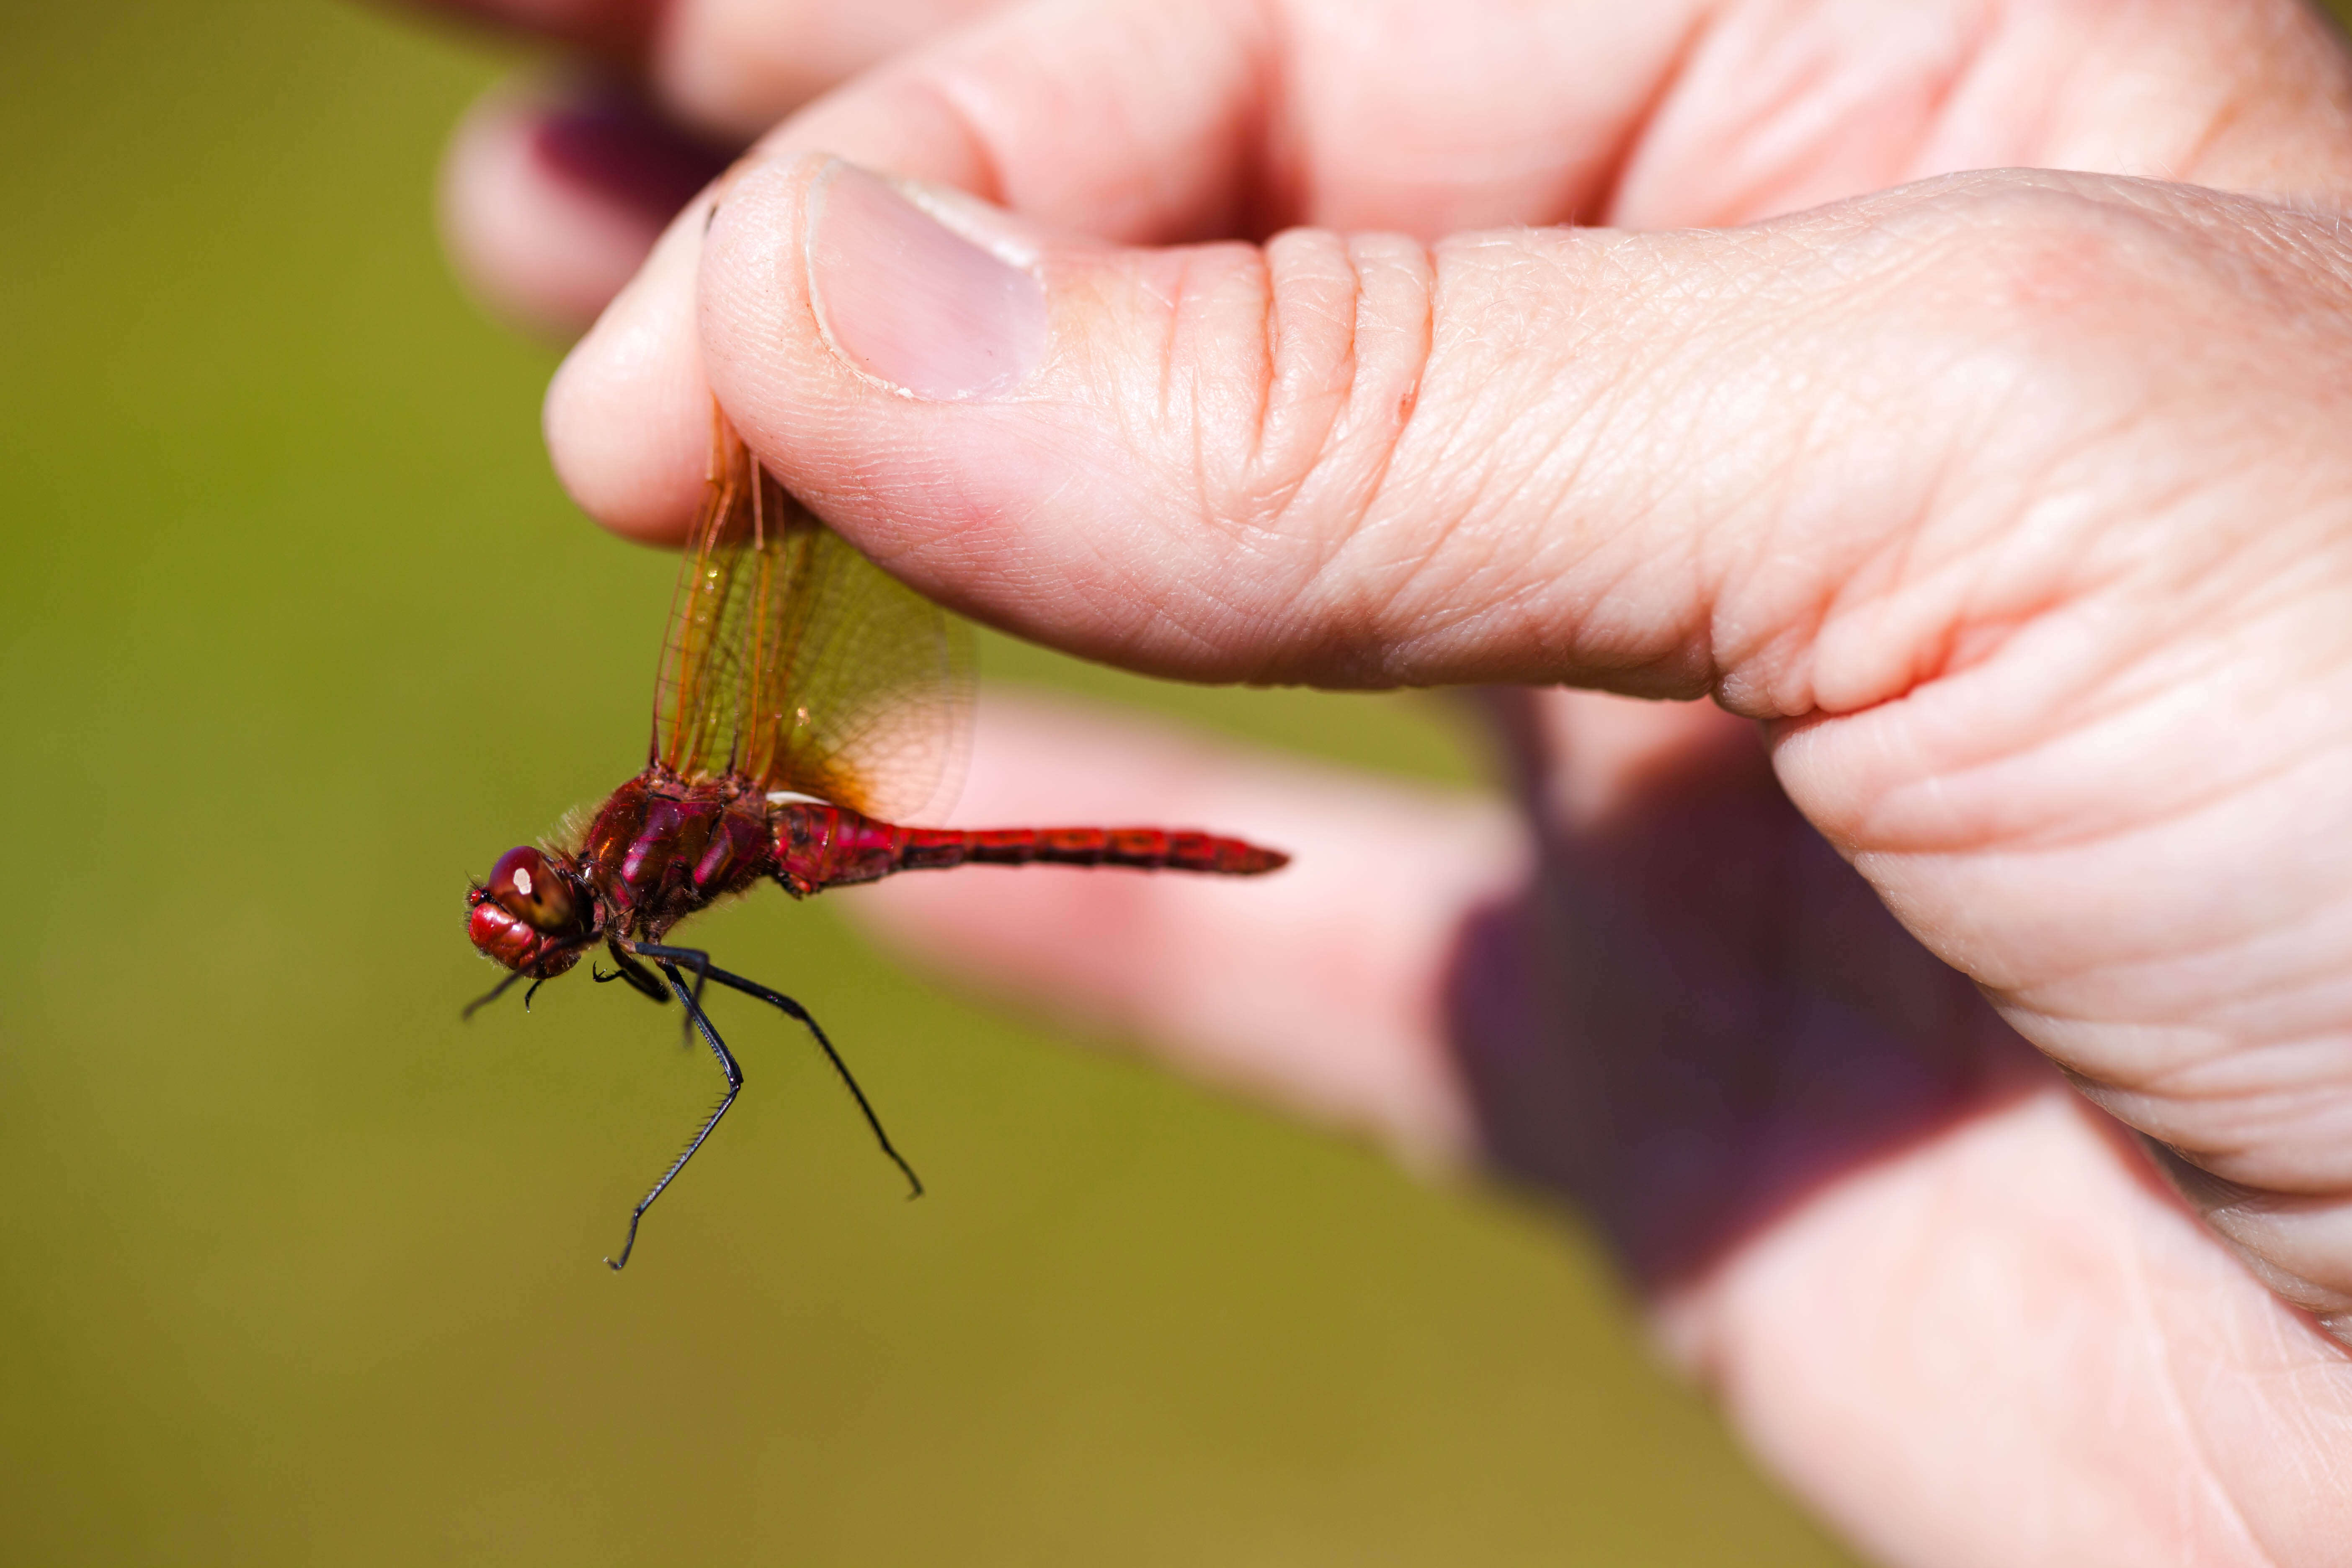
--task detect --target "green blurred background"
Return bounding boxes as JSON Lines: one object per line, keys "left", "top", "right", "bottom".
{"left": 0, "top": 3, "right": 1864, "bottom": 1562}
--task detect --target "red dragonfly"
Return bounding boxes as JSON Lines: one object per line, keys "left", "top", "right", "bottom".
{"left": 465, "top": 416, "right": 1288, "bottom": 1268}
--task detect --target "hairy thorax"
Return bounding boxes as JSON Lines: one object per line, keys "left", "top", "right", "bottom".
{"left": 576, "top": 769, "right": 776, "bottom": 941}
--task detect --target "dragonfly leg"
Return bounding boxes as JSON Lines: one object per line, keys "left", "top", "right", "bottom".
{"left": 460, "top": 969, "right": 527, "bottom": 1021}
{"left": 632, "top": 943, "right": 923, "bottom": 1200}
{"left": 592, "top": 941, "right": 670, "bottom": 1004}
{"left": 604, "top": 959, "right": 743, "bottom": 1271}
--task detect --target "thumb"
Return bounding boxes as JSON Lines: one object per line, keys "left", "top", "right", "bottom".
{"left": 697, "top": 154, "right": 2352, "bottom": 1327}
{"left": 694, "top": 154, "right": 2213, "bottom": 712}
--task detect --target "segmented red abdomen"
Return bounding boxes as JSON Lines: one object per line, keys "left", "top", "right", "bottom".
{"left": 771, "top": 802, "right": 1288, "bottom": 895}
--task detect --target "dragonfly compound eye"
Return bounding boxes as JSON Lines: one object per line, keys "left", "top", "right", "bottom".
{"left": 484, "top": 845, "right": 580, "bottom": 933}
{"left": 467, "top": 846, "right": 591, "bottom": 976}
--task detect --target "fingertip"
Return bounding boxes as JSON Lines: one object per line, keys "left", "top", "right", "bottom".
{"left": 694, "top": 149, "right": 830, "bottom": 380}
{"left": 542, "top": 199, "right": 718, "bottom": 542}
{"left": 440, "top": 78, "right": 728, "bottom": 339}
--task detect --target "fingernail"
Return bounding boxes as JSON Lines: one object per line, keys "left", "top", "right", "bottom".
{"left": 805, "top": 162, "right": 1047, "bottom": 400}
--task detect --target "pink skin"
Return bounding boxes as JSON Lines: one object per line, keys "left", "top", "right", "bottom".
{"left": 422, "top": 0, "right": 2352, "bottom": 1563}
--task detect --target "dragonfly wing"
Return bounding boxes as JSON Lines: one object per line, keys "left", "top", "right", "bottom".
{"left": 654, "top": 414, "right": 973, "bottom": 819}
{"left": 739, "top": 467, "right": 975, "bottom": 823}
{"left": 650, "top": 416, "right": 765, "bottom": 781}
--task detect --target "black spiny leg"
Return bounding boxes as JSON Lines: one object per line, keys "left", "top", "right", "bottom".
{"left": 632, "top": 943, "right": 922, "bottom": 1199}
{"left": 461, "top": 970, "right": 526, "bottom": 1020}
{"left": 604, "top": 960, "right": 742, "bottom": 1271}
{"left": 592, "top": 941, "right": 670, "bottom": 1004}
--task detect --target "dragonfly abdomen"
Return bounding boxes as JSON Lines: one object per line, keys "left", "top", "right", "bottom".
{"left": 771, "top": 803, "right": 1287, "bottom": 894}
{"left": 939, "top": 826, "right": 1287, "bottom": 876}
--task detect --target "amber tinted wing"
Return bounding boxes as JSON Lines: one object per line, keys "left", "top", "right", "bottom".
{"left": 738, "top": 469, "right": 974, "bottom": 823}
{"left": 650, "top": 417, "right": 762, "bottom": 781}
{"left": 652, "top": 416, "right": 973, "bottom": 821}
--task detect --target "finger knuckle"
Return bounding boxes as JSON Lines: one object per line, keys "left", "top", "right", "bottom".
{"left": 1851, "top": 173, "right": 2217, "bottom": 383}
{"left": 1148, "top": 229, "right": 1440, "bottom": 676}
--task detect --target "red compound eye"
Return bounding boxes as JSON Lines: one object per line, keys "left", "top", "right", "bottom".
{"left": 484, "top": 845, "right": 580, "bottom": 934}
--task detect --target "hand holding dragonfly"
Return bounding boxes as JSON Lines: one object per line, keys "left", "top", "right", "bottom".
{"left": 430, "top": 0, "right": 2352, "bottom": 1562}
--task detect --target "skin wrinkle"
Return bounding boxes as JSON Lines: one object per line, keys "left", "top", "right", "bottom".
{"left": 1923, "top": 618, "right": 2352, "bottom": 864}
{"left": 1185, "top": 245, "right": 1344, "bottom": 563}
{"left": 1074, "top": 340, "right": 1312, "bottom": 670}
{"left": 978, "top": 423, "right": 1167, "bottom": 645}
{"left": 2130, "top": 1100, "right": 2352, "bottom": 1190}
{"left": 1881, "top": 423, "right": 2126, "bottom": 668}
{"left": 1316, "top": 237, "right": 1570, "bottom": 674}
{"left": 1262, "top": 282, "right": 1440, "bottom": 670}
{"left": 1322, "top": 520, "right": 1535, "bottom": 684}
{"left": 1241, "top": 231, "right": 1360, "bottom": 538}
{"left": 1841, "top": 637, "right": 2202, "bottom": 859}
{"left": 1904, "top": 446, "right": 2122, "bottom": 696}
{"left": 1894, "top": 857, "right": 2243, "bottom": 1019}
{"left": 2159, "top": 1092, "right": 2352, "bottom": 1186}
{"left": 2103, "top": 1064, "right": 2352, "bottom": 1162}
{"left": 1185, "top": 245, "right": 1298, "bottom": 545}
{"left": 1246, "top": 232, "right": 1285, "bottom": 490}
{"left": 1805, "top": 466, "right": 2293, "bottom": 850}
{"left": 1516, "top": 526, "right": 1671, "bottom": 686}
{"left": 1915, "top": 791, "right": 2314, "bottom": 985}
{"left": 2187, "top": 948, "right": 2352, "bottom": 1045}
{"left": 2127, "top": 1031, "right": 2352, "bottom": 1109}
{"left": 1085, "top": 491, "right": 1250, "bottom": 669}
{"left": 1161, "top": 248, "right": 1220, "bottom": 545}
{"left": 2081, "top": 931, "right": 2352, "bottom": 1063}
{"left": 1012, "top": 377, "right": 1282, "bottom": 672}
{"left": 2177, "top": 931, "right": 2352, "bottom": 1040}
{"left": 1314, "top": 235, "right": 1432, "bottom": 563}
{"left": 1123, "top": 247, "right": 1186, "bottom": 469}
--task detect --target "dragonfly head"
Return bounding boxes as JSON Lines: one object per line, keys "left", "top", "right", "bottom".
{"left": 467, "top": 844, "right": 596, "bottom": 976}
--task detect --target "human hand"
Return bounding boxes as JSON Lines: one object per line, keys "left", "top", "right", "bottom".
{"left": 433, "top": 0, "right": 2352, "bottom": 1562}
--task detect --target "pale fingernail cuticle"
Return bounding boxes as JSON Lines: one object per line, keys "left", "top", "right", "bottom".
{"left": 804, "top": 160, "right": 1046, "bottom": 400}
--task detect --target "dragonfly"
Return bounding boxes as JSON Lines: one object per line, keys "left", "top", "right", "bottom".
{"left": 465, "top": 414, "right": 1289, "bottom": 1269}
